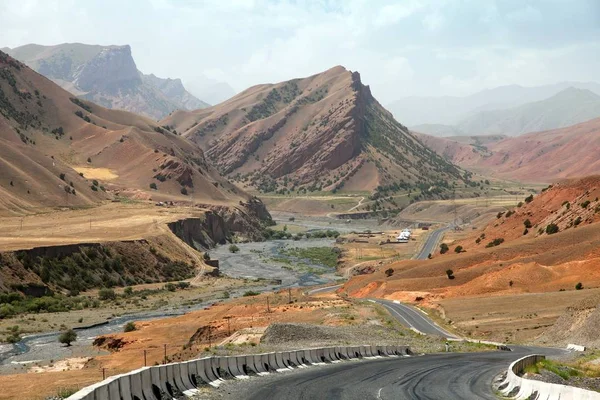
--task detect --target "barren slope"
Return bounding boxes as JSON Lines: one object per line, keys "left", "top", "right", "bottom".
{"left": 343, "top": 177, "right": 600, "bottom": 302}
{"left": 417, "top": 118, "right": 600, "bottom": 183}
{"left": 161, "top": 66, "right": 467, "bottom": 195}
{"left": 0, "top": 50, "right": 250, "bottom": 214}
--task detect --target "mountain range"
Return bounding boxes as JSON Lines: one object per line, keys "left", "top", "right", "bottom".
{"left": 0, "top": 49, "right": 249, "bottom": 214}
{"left": 160, "top": 66, "right": 468, "bottom": 195}
{"left": 2, "top": 43, "right": 210, "bottom": 119}
{"left": 417, "top": 117, "right": 600, "bottom": 183}
{"left": 389, "top": 81, "right": 600, "bottom": 128}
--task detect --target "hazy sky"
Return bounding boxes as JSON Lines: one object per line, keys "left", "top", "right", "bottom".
{"left": 1, "top": 0, "right": 599, "bottom": 103}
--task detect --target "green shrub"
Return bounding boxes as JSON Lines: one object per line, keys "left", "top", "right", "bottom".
{"left": 440, "top": 243, "right": 449, "bottom": 254}
{"left": 98, "top": 288, "right": 116, "bottom": 301}
{"left": 180, "top": 187, "right": 188, "bottom": 195}
{"left": 149, "top": 183, "right": 157, "bottom": 190}
{"left": 243, "top": 290, "right": 260, "bottom": 297}
{"left": 485, "top": 238, "right": 504, "bottom": 248}
{"left": 446, "top": 269, "right": 455, "bottom": 279}
{"left": 229, "top": 244, "right": 240, "bottom": 253}
{"left": 454, "top": 246, "right": 463, "bottom": 253}
{"left": 385, "top": 268, "right": 394, "bottom": 277}
{"left": 546, "top": 224, "right": 559, "bottom": 235}
{"left": 581, "top": 200, "right": 590, "bottom": 209}
{"left": 524, "top": 195, "right": 534, "bottom": 203}
{"left": 58, "top": 329, "right": 77, "bottom": 346}
{"left": 576, "top": 282, "right": 583, "bottom": 290}
{"left": 124, "top": 322, "right": 137, "bottom": 332}
{"left": 523, "top": 219, "right": 532, "bottom": 229}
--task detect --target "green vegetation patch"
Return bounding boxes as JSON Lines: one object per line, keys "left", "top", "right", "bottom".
{"left": 279, "top": 246, "right": 340, "bottom": 269}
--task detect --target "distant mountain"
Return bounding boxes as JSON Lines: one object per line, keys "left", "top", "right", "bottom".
{"left": 185, "top": 79, "right": 236, "bottom": 106}
{"left": 142, "top": 74, "right": 209, "bottom": 110}
{"left": 3, "top": 43, "right": 209, "bottom": 119}
{"left": 411, "top": 123, "right": 465, "bottom": 137}
{"left": 457, "top": 88, "right": 600, "bottom": 136}
{"left": 417, "top": 117, "right": 600, "bottom": 183}
{"left": 389, "top": 81, "right": 600, "bottom": 128}
{"left": 161, "top": 66, "right": 468, "bottom": 195}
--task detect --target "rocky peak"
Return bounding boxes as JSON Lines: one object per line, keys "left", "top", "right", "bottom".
{"left": 75, "top": 45, "right": 141, "bottom": 93}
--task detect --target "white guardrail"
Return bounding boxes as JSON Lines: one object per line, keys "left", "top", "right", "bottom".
{"left": 499, "top": 354, "right": 600, "bottom": 400}
{"left": 66, "top": 345, "right": 412, "bottom": 400}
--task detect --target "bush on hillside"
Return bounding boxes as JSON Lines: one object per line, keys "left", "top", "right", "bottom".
{"left": 545, "top": 224, "right": 559, "bottom": 235}
{"left": 440, "top": 243, "right": 449, "bottom": 254}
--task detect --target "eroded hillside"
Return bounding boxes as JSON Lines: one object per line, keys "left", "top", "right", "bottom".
{"left": 162, "top": 66, "right": 468, "bottom": 196}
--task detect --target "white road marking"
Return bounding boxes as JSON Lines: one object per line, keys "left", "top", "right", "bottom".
{"left": 377, "top": 387, "right": 383, "bottom": 399}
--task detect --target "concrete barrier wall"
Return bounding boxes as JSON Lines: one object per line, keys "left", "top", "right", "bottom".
{"left": 66, "top": 344, "right": 412, "bottom": 400}
{"left": 499, "top": 354, "right": 600, "bottom": 400}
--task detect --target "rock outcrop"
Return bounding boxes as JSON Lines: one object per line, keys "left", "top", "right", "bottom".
{"left": 4, "top": 43, "right": 209, "bottom": 119}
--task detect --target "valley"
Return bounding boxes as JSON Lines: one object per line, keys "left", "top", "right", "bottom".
{"left": 1, "top": 12, "right": 600, "bottom": 398}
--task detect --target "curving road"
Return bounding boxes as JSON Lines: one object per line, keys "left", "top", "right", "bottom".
{"left": 371, "top": 299, "right": 458, "bottom": 339}
{"left": 230, "top": 295, "right": 565, "bottom": 399}
{"left": 238, "top": 346, "right": 564, "bottom": 400}
{"left": 415, "top": 226, "right": 450, "bottom": 260}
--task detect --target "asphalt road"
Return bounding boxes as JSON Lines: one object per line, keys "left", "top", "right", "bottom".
{"left": 372, "top": 299, "right": 459, "bottom": 339}
{"left": 233, "top": 290, "right": 566, "bottom": 399}
{"left": 307, "top": 284, "right": 343, "bottom": 295}
{"left": 237, "top": 346, "right": 563, "bottom": 400}
{"left": 415, "top": 226, "right": 450, "bottom": 260}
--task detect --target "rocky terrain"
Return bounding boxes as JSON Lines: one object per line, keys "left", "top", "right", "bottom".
{"left": 3, "top": 43, "right": 209, "bottom": 119}
{"left": 537, "top": 293, "right": 600, "bottom": 348}
{"left": 161, "top": 66, "right": 468, "bottom": 196}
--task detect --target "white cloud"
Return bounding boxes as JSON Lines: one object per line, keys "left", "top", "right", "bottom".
{"left": 374, "top": 1, "right": 425, "bottom": 27}
{"left": 0, "top": 0, "right": 598, "bottom": 101}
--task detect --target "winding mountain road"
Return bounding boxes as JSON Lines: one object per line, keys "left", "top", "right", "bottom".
{"left": 371, "top": 299, "right": 459, "bottom": 338}
{"left": 240, "top": 346, "right": 563, "bottom": 400}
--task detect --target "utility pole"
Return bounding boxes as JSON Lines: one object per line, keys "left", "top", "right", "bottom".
{"left": 266, "top": 297, "right": 270, "bottom": 313}
{"left": 288, "top": 288, "right": 292, "bottom": 304}
{"left": 164, "top": 344, "right": 167, "bottom": 364}
{"left": 143, "top": 350, "right": 147, "bottom": 366}
{"left": 208, "top": 325, "right": 212, "bottom": 348}
{"left": 102, "top": 368, "right": 106, "bottom": 380}
{"left": 224, "top": 316, "right": 232, "bottom": 336}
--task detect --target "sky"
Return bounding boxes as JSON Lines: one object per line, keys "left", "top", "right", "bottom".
{"left": 1, "top": 0, "right": 599, "bottom": 104}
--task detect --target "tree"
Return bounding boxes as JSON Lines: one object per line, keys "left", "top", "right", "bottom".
{"left": 440, "top": 243, "right": 449, "bottom": 254}
{"left": 385, "top": 268, "right": 394, "bottom": 277}
{"left": 454, "top": 245, "right": 463, "bottom": 253}
{"left": 149, "top": 183, "right": 157, "bottom": 190}
{"left": 180, "top": 187, "right": 188, "bottom": 195}
{"left": 545, "top": 223, "right": 559, "bottom": 235}
{"left": 124, "top": 286, "right": 133, "bottom": 296}
{"left": 523, "top": 219, "right": 532, "bottom": 229}
{"left": 59, "top": 173, "right": 66, "bottom": 181}
{"left": 229, "top": 244, "right": 240, "bottom": 253}
{"left": 59, "top": 329, "right": 77, "bottom": 346}
{"left": 575, "top": 282, "right": 583, "bottom": 290}
{"left": 446, "top": 269, "right": 455, "bottom": 280}
{"left": 203, "top": 252, "right": 211, "bottom": 261}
